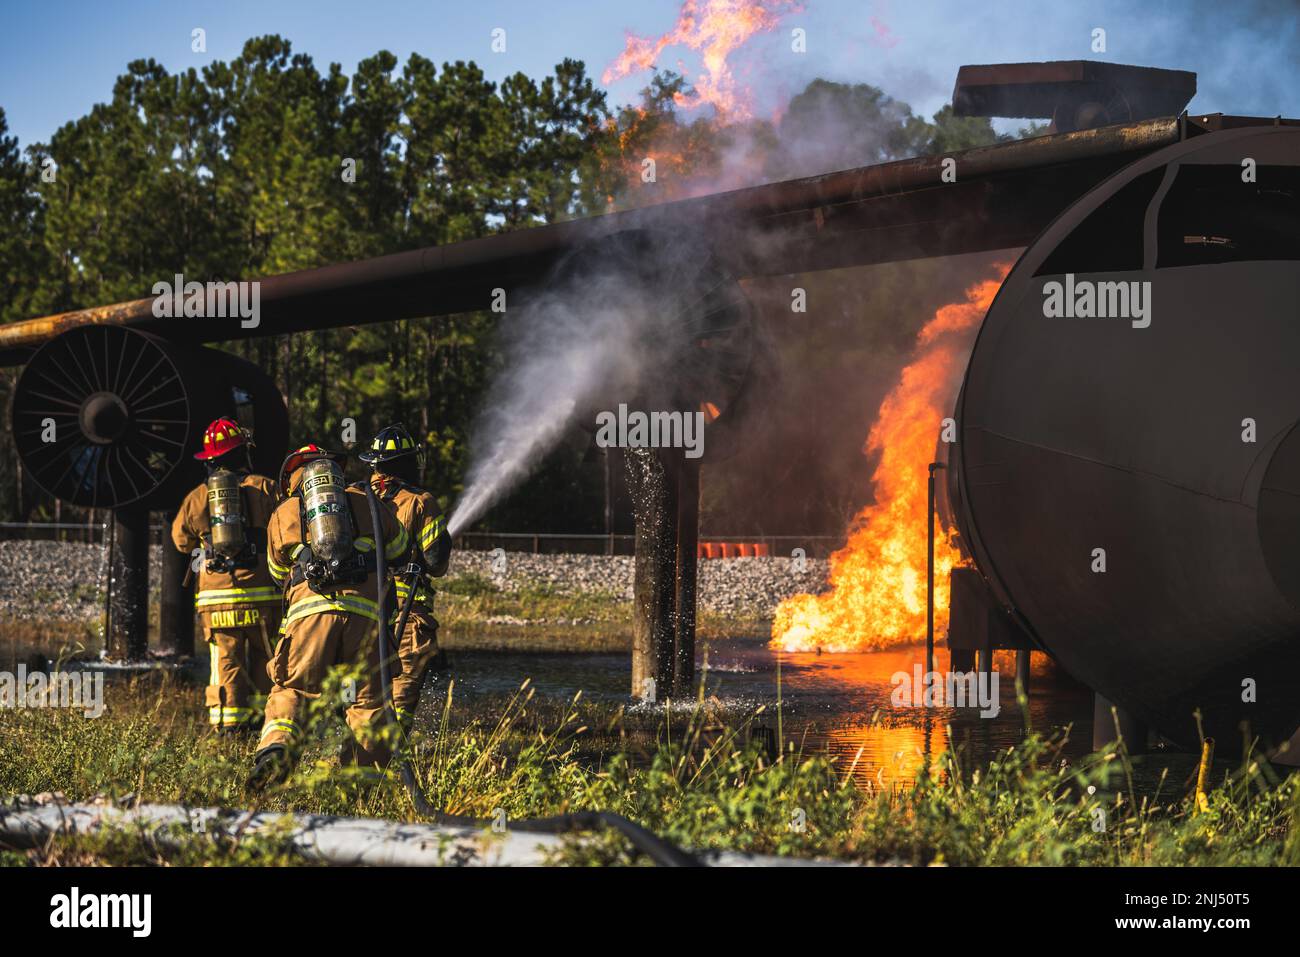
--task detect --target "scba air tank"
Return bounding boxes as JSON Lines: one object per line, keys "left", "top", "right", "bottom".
{"left": 299, "top": 458, "right": 354, "bottom": 563}
{"left": 205, "top": 469, "right": 246, "bottom": 558}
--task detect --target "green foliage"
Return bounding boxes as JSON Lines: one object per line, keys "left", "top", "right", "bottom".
{"left": 0, "top": 108, "right": 44, "bottom": 325}
{"left": 924, "top": 103, "right": 1004, "bottom": 155}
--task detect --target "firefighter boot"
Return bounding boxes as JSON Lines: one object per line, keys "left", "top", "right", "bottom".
{"left": 246, "top": 744, "right": 291, "bottom": 794}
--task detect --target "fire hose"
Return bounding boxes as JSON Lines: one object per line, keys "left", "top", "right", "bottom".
{"left": 361, "top": 481, "right": 698, "bottom": 867}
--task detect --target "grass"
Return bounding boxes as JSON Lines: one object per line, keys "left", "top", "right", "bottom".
{"left": 435, "top": 575, "right": 766, "bottom": 649}
{"left": 1, "top": 671, "right": 1295, "bottom": 867}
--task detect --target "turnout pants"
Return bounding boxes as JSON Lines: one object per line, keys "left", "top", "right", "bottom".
{"left": 390, "top": 608, "right": 440, "bottom": 727}
{"left": 258, "top": 610, "right": 390, "bottom": 768}
{"left": 204, "top": 605, "right": 279, "bottom": 729}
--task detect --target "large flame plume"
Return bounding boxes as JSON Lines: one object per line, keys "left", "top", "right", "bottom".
{"left": 603, "top": 0, "right": 801, "bottom": 121}
{"left": 771, "top": 265, "right": 1011, "bottom": 653}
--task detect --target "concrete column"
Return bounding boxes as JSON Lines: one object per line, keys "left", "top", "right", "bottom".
{"left": 625, "top": 448, "right": 678, "bottom": 702}
{"left": 158, "top": 509, "right": 195, "bottom": 657}
{"left": 949, "top": 649, "right": 976, "bottom": 672}
{"left": 106, "top": 504, "right": 149, "bottom": 661}
{"left": 673, "top": 455, "right": 700, "bottom": 696}
{"left": 1092, "top": 693, "right": 1148, "bottom": 752}
{"left": 1015, "top": 649, "right": 1031, "bottom": 696}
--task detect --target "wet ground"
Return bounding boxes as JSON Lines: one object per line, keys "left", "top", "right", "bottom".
{"left": 434, "top": 637, "right": 1202, "bottom": 794}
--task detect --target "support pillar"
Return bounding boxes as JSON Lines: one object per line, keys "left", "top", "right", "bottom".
{"left": 106, "top": 504, "right": 149, "bottom": 661}
{"left": 1015, "top": 649, "right": 1031, "bottom": 696}
{"left": 1092, "top": 693, "right": 1148, "bottom": 752}
{"left": 625, "top": 448, "right": 678, "bottom": 702}
{"left": 158, "top": 508, "right": 195, "bottom": 657}
{"left": 603, "top": 448, "right": 614, "bottom": 556}
{"left": 926, "top": 463, "right": 944, "bottom": 678}
{"left": 949, "top": 649, "right": 976, "bottom": 672}
{"left": 673, "top": 455, "right": 700, "bottom": 696}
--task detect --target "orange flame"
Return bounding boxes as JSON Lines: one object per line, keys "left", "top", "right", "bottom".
{"left": 603, "top": 0, "right": 800, "bottom": 121}
{"left": 601, "top": 105, "right": 707, "bottom": 205}
{"left": 771, "top": 265, "right": 1011, "bottom": 653}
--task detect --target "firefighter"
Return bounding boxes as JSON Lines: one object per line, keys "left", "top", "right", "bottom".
{"left": 248, "top": 444, "right": 408, "bottom": 791}
{"left": 358, "top": 424, "right": 452, "bottom": 733}
{"left": 170, "top": 417, "right": 281, "bottom": 734}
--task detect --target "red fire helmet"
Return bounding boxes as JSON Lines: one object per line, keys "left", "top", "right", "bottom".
{"left": 194, "top": 417, "right": 247, "bottom": 461}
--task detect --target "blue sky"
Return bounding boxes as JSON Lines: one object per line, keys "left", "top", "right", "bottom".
{"left": 1, "top": 0, "right": 1297, "bottom": 150}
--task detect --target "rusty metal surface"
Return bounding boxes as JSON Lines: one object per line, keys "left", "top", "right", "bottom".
{"left": 0, "top": 114, "right": 1229, "bottom": 366}
{"left": 954, "top": 61, "right": 1197, "bottom": 125}
{"left": 0, "top": 299, "right": 156, "bottom": 350}
{"left": 1186, "top": 113, "right": 1300, "bottom": 132}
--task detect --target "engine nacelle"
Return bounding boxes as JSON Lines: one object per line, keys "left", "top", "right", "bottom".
{"left": 12, "top": 326, "right": 288, "bottom": 509}
{"left": 950, "top": 125, "right": 1300, "bottom": 750}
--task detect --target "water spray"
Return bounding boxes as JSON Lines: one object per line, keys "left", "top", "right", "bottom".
{"left": 447, "top": 229, "right": 754, "bottom": 536}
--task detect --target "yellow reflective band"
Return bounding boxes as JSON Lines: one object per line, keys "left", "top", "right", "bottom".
{"left": 394, "top": 581, "right": 432, "bottom": 606}
{"left": 285, "top": 594, "right": 381, "bottom": 625}
{"left": 267, "top": 552, "right": 290, "bottom": 577}
{"left": 260, "top": 718, "right": 301, "bottom": 743}
{"left": 209, "top": 706, "right": 254, "bottom": 726}
{"left": 419, "top": 515, "right": 445, "bottom": 550}
{"left": 195, "top": 587, "right": 281, "bottom": 608}
{"left": 385, "top": 524, "right": 408, "bottom": 561}
{"left": 386, "top": 439, "right": 397, "bottom": 450}
{"left": 355, "top": 537, "right": 375, "bottom": 553}
{"left": 290, "top": 544, "right": 306, "bottom": 560}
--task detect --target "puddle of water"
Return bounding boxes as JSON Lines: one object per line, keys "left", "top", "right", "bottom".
{"left": 437, "top": 638, "right": 1199, "bottom": 793}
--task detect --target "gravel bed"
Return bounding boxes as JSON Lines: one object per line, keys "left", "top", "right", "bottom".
{"left": 0, "top": 541, "right": 161, "bottom": 623}
{"left": 0, "top": 541, "right": 829, "bottom": 623}
{"left": 448, "top": 551, "right": 829, "bottom": 618}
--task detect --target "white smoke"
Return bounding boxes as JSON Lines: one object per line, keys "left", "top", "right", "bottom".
{"left": 446, "top": 61, "right": 1059, "bottom": 536}
{"left": 447, "top": 230, "right": 720, "bottom": 536}
{"left": 446, "top": 82, "right": 948, "bottom": 537}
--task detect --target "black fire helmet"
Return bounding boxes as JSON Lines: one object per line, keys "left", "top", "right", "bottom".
{"left": 358, "top": 423, "right": 424, "bottom": 469}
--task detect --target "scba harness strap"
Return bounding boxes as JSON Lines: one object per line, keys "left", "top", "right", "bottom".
{"left": 204, "top": 527, "right": 268, "bottom": 574}
{"left": 287, "top": 545, "right": 377, "bottom": 591}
